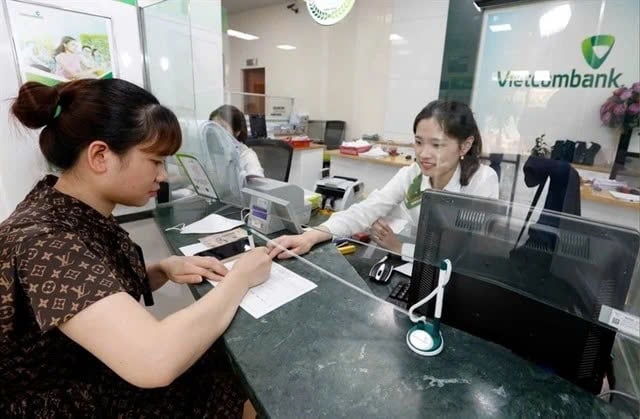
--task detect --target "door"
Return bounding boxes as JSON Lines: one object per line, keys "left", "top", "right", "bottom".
{"left": 243, "top": 68, "right": 265, "bottom": 114}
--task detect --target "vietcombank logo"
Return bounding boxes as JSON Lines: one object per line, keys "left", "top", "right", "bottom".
{"left": 581, "top": 35, "right": 615, "bottom": 69}
{"left": 495, "top": 34, "right": 622, "bottom": 89}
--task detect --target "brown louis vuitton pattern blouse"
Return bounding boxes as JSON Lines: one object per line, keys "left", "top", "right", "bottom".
{"left": 0, "top": 176, "right": 244, "bottom": 417}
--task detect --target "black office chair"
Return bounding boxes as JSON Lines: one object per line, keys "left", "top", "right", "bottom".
{"left": 324, "top": 120, "right": 346, "bottom": 150}
{"left": 246, "top": 138, "right": 293, "bottom": 182}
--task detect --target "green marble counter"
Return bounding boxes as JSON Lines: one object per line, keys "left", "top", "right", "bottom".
{"left": 154, "top": 199, "right": 633, "bottom": 418}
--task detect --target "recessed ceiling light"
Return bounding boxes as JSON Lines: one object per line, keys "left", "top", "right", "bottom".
{"left": 277, "top": 44, "right": 297, "bottom": 50}
{"left": 389, "top": 33, "right": 403, "bottom": 41}
{"left": 489, "top": 24, "right": 512, "bottom": 32}
{"left": 227, "top": 29, "right": 259, "bottom": 40}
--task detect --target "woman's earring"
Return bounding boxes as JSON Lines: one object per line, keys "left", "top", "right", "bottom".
{"left": 460, "top": 155, "right": 465, "bottom": 161}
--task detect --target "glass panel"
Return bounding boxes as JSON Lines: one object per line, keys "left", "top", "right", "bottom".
{"left": 158, "top": 0, "right": 640, "bottom": 412}
{"left": 224, "top": 91, "right": 296, "bottom": 136}
{"left": 141, "top": 0, "right": 198, "bottom": 204}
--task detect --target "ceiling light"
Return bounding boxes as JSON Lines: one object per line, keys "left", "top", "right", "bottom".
{"left": 160, "top": 56, "right": 170, "bottom": 71}
{"left": 389, "top": 33, "right": 403, "bottom": 41}
{"left": 227, "top": 29, "right": 259, "bottom": 40}
{"left": 489, "top": 24, "right": 512, "bottom": 32}
{"left": 277, "top": 44, "right": 296, "bottom": 50}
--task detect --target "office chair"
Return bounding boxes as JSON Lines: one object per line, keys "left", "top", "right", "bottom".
{"left": 514, "top": 157, "right": 581, "bottom": 251}
{"left": 322, "top": 120, "right": 346, "bottom": 176}
{"left": 324, "top": 120, "right": 346, "bottom": 150}
{"left": 246, "top": 138, "right": 293, "bottom": 182}
{"left": 488, "top": 153, "right": 503, "bottom": 180}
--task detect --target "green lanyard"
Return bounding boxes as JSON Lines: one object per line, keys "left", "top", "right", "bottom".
{"left": 404, "top": 173, "right": 423, "bottom": 209}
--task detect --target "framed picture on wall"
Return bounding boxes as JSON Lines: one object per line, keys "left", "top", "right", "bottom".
{"left": 4, "top": 0, "right": 117, "bottom": 86}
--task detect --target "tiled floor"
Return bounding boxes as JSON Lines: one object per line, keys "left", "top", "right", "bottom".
{"left": 122, "top": 218, "right": 194, "bottom": 319}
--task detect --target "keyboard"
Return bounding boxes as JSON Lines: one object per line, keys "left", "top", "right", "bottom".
{"left": 387, "top": 282, "right": 410, "bottom": 308}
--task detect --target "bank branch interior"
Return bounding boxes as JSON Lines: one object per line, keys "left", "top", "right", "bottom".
{"left": 0, "top": 0, "right": 639, "bottom": 417}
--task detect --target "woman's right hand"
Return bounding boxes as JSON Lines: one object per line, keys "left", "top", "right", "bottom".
{"left": 229, "top": 247, "right": 272, "bottom": 288}
{"left": 267, "top": 229, "right": 331, "bottom": 259}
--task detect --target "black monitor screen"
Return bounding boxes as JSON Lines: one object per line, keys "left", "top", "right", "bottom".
{"left": 249, "top": 114, "right": 267, "bottom": 138}
{"left": 408, "top": 190, "right": 638, "bottom": 394}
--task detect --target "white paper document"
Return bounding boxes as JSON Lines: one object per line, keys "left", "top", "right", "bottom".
{"left": 179, "top": 242, "right": 210, "bottom": 256}
{"left": 207, "top": 261, "right": 317, "bottom": 319}
{"left": 394, "top": 262, "right": 413, "bottom": 277}
{"left": 609, "top": 191, "right": 640, "bottom": 203}
{"left": 181, "top": 214, "right": 244, "bottom": 234}
{"left": 383, "top": 217, "right": 409, "bottom": 234}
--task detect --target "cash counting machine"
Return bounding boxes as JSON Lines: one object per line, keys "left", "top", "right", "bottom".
{"left": 314, "top": 176, "right": 364, "bottom": 211}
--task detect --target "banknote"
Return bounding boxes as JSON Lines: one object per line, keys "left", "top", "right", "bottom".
{"left": 199, "top": 227, "right": 249, "bottom": 248}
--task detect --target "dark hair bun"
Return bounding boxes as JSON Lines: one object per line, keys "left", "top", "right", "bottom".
{"left": 11, "top": 82, "right": 61, "bottom": 129}
{"left": 10, "top": 79, "right": 181, "bottom": 171}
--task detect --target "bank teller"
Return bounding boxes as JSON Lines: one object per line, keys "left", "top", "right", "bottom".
{"left": 268, "top": 100, "right": 499, "bottom": 258}
{"left": 210, "top": 104, "right": 264, "bottom": 180}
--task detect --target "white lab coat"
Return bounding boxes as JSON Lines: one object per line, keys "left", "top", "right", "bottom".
{"left": 238, "top": 143, "right": 264, "bottom": 179}
{"left": 321, "top": 162, "right": 499, "bottom": 257}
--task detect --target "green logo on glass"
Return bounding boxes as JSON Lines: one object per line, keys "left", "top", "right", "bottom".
{"left": 581, "top": 35, "right": 615, "bottom": 70}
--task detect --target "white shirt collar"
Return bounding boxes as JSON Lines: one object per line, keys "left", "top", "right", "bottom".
{"left": 420, "top": 163, "right": 462, "bottom": 192}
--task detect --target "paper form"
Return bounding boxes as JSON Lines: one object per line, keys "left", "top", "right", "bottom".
{"left": 207, "top": 261, "right": 317, "bottom": 319}
{"left": 393, "top": 262, "right": 413, "bottom": 277}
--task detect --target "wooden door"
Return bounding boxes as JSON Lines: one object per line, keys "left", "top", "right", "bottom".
{"left": 243, "top": 68, "right": 265, "bottom": 115}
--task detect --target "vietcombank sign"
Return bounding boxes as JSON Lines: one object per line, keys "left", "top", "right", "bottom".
{"left": 471, "top": 0, "right": 639, "bottom": 157}
{"left": 496, "top": 35, "right": 622, "bottom": 89}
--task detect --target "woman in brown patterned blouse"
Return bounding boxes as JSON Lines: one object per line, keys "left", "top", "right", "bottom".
{"left": 0, "top": 79, "right": 272, "bottom": 417}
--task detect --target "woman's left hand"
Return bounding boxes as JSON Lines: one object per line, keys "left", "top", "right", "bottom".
{"left": 159, "top": 255, "right": 229, "bottom": 284}
{"left": 370, "top": 219, "right": 402, "bottom": 254}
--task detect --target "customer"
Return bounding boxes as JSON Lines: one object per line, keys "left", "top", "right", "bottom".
{"left": 0, "top": 78, "right": 271, "bottom": 417}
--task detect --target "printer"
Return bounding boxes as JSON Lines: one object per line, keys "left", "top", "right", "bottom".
{"left": 314, "top": 176, "right": 364, "bottom": 211}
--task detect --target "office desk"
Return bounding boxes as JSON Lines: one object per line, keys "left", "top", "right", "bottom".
{"left": 154, "top": 200, "right": 630, "bottom": 418}
{"left": 579, "top": 184, "right": 640, "bottom": 231}
{"left": 326, "top": 150, "right": 414, "bottom": 194}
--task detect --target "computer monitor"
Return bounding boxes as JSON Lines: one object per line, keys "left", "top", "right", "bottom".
{"left": 249, "top": 114, "right": 267, "bottom": 138}
{"left": 407, "top": 189, "right": 639, "bottom": 394}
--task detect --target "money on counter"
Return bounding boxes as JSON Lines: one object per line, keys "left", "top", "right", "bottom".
{"left": 199, "top": 227, "right": 249, "bottom": 248}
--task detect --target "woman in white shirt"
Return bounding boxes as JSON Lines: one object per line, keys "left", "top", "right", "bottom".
{"left": 268, "top": 100, "right": 499, "bottom": 259}
{"left": 209, "top": 105, "right": 264, "bottom": 179}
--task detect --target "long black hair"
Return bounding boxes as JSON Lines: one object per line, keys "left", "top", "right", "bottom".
{"left": 413, "top": 100, "right": 482, "bottom": 186}
{"left": 209, "top": 105, "right": 248, "bottom": 143}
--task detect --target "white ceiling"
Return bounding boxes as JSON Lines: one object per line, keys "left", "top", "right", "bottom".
{"left": 222, "top": 0, "right": 290, "bottom": 14}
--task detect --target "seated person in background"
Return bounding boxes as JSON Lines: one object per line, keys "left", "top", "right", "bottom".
{"left": 210, "top": 105, "right": 264, "bottom": 179}
{"left": 1, "top": 79, "right": 272, "bottom": 417}
{"left": 268, "top": 100, "right": 499, "bottom": 258}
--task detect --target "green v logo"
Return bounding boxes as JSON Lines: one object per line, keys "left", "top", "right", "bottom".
{"left": 581, "top": 35, "right": 615, "bottom": 70}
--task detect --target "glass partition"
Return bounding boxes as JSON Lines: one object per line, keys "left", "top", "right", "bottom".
{"left": 151, "top": 0, "right": 640, "bottom": 411}
{"left": 243, "top": 186, "right": 638, "bottom": 406}
{"left": 224, "top": 91, "right": 296, "bottom": 136}
{"left": 141, "top": 0, "right": 228, "bottom": 205}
